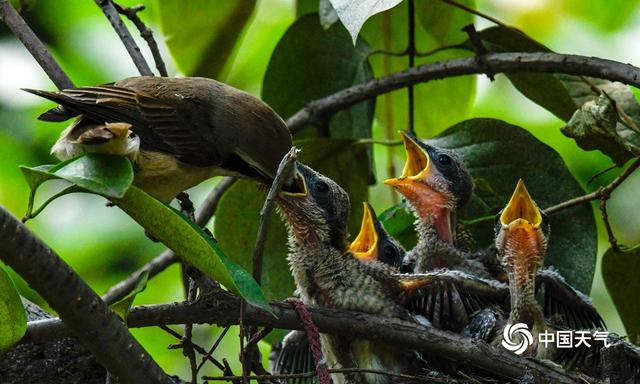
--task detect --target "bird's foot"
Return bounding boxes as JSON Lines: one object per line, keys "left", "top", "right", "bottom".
{"left": 176, "top": 192, "right": 196, "bottom": 221}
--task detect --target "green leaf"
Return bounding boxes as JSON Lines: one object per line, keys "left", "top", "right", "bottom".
{"left": 215, "top": 138, "right": 370, "bottom": 343}
{"left": 378, "top": 201, "right": 417, "bottom": 249}
{"left": 263, "top": 14, "right": 375, "bottom": 141}
{"left": 111, "top": 271, "right": 149, "bottom": 325}
{"left": 20, "top": 154, "right": 134, "bottom": 220}
{"left": 360, "top": 0, "right": 476, "bottom": 137}
{"left": 328, "top": 0, "right": 402, "bottom": 43}
{"left": 113, "top": 187, "right": 270, "bottom": 312}
{"left": 602, "top": 245, "right": 640, "bottom": 345}
{"left": 19, "top": 155, "right": 269, "bottom": 310}
{"left": 154, "top": 0, "right": 256, "bottom": 78}
{"left": 385, "top": 118, "right": 596, "bottom": 292}
{"left": 0, "top": 266, "right": 27, "bottom": 355}
{"left": 561, "top": 94, "right": 640, "bottom": 165}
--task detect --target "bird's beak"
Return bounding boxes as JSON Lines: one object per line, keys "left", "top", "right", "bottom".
{"left": 280, "top": 168, "right": 308, "bottom": 198}
{"left": 104, "top": 122, "right": 132, "bottom": 139}
{"left": 384, "top": 131, "right": 432, "bottom": 187}
{"left": 499, "top": 179, "right": 542, "bottom": 229}
{"left": 384, "top": 131, "right": 453, "bottom": 244}
{"left": 349, "top": 202, "right": 379, "bottom": 262}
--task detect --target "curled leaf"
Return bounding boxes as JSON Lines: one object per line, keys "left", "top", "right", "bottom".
{"left": 329, "top": 0, "right": 402, "bottom": 44}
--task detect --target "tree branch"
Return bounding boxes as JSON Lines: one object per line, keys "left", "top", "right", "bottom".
{"left": 25, "top": 295, "right": 585, "bottom": 384}
{"left": 252, "top": 148, "right": 299, "bottom": 284}
{"left": 544, "top": 157, "right": 640, "bottom": 215}
{"left": 0, "top": 206, "right": 173, "bottom": 383}
{"left": 0, "top": 0, "right": 73, "bottom": 89}
{"left": 286, "top": 52, "right": 640, "bottom": 132}
{"left": 113, "top": 2, "right": 168, "bottom": 77}
{"left": 94, "top": 0, "right": 153, "bottom": 76}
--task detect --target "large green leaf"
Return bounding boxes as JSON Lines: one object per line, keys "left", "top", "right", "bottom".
{"left": 0, "top": 266, "right": 26, "bottom": 355}
{"left": 263, "top": 14, "right": 375, "bottom": 141}
{"left": 214, "top": 138, "right": 369, "bottom": 342}
{"left": 360, "top": 0, "right": 476, "bottom": 137}
{"left": 382, "top": 119, "right": 597, "bottom": 293}
{"left": 602, "top": 245, "right": 640, "bottom": 345}
{"left": 154, "top": 0, "right": 256, "bottom": 78}
{"left": 20, "top": 155, "right": 134, "bottom": 220}
{"left": 20, "top": 155, "right": 270, "bottom": 310}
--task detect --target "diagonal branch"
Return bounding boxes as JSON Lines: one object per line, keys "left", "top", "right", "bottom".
{"left": 0, "top": 0, "right": 73, "bottom": 89}
{"left": 0, "top": 206, "right": 173, "bottom": 384}
{"left": 94, "top": 0, "right": 153, "bottom": 76}
{"left": 286, "top": 52, "right": 640, "bottom": 132}
{"left": 25, "top": 295, "right": 586, "bottom": 384}
{"left": 113, "top": 2, "right": 168, "bottom": 77}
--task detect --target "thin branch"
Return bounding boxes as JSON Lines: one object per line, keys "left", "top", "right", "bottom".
{"left": 0, "top": 206, "right": 172, "bottom": 383}
{"left": 102, "top": 178, "right": 236, "bottom": 304}
{"left": 0, "top": 0, "right": 73, "bottom": 89}
{"left": 600, "top": 197, "right": 620, "bottom": 251}
{"left": 436, "top": 0, "right": 508, "bottom": 28}
{"left": 27, "top": 296, "right": 587, "bottom": 383}
{"left": 159, "top": 325, "right": 225, "bottom": 372}
{"left": 183, "top": 278, "right": 198, "bottom": 384}
{"left": 286, "top": 52, "right": 640, "bottom": 133}
{"left": 94, "top": 0, "right": 153, "bottom": 76}
{"left": 544, "top": 157, "right": 640, "bottom": 215}
{"left": 407, "top": 0, "right": 416, "bottom": 136}
{"left": 113, "top": 2, "right": 168, "bottom": 77}
{"left": 196, "top": 326, "right": 231, "bottom": 374}
{"left": 251, "top": 148, "right": 299, "bottom": 284}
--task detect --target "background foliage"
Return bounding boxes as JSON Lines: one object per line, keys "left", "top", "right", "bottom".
{"left": 1, "top": 0, "right": 640, "bottom": 377}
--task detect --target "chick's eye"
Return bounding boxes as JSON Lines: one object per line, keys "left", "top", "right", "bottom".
{"left": 383, "top": 244, "right": 396, "bottom": 259}
{"left": 438, "top": 154, "right": 452, "bottom": 165}
{"left": 315, "top": 180, "right": 330, "bottom": 194}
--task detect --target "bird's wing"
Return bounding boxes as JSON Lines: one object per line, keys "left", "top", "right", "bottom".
{"left": 23, "top": 86, "right": 215, "bottom": 166}
{"left": 394, "top": 270, "right": 508, "bottom": 331}
{"left": 536, "top": 267, "right": 606, "bottom": 330}
{"left": 270, "top": 331, "right": 316, "bottom": 384}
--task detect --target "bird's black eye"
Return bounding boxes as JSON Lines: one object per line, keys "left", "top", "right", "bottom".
{"left": 129, "top": 132, "right": 137, "bottom": 138}
{"left": 315, "top": 180, "right": 330, "bottom": 195}
{"left": 382, "top": 244, "right": 396, "bottom": 260}
{"left": 438, "top": 154, "right": 452, "bottom": 165}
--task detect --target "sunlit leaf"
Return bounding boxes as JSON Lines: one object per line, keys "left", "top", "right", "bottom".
{"left": 602, "top": 245, "right": 640, "bottom": 345}
{"left": 328, "top": 0, "right": 402, "bottom": 43}
{"left": 154, "top": 0, "right": 256, "bottom": 77}
{"left": 383, "top": 119, "right": 596, "bottom": 293}
{"left": 0, "top": 266, "right": 26, "bottom": 355}
{"left": 378, "top": 201, "right": 416, "bottom": 249}
{"left": 215, "top": 138, "right": 370, "bottom": 343}
{"left": 110, "top": 271, "right": 149, "bottom": 325}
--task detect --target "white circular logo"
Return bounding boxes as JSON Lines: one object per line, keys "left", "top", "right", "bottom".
{"left": 501, "top": 323, "right": 533, "bottom": 355}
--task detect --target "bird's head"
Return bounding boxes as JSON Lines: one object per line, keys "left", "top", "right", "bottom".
{"left": 495, "top": 180, "right": 549, "bottom": 290}
{"left": 348, "top": 202, "right": 405, "bottom": 268}
{"left": 384, "top": 131, "right": 472, "bottom": 244}
{"left": 277, "top": 162, "right": 350, "bottom": 250}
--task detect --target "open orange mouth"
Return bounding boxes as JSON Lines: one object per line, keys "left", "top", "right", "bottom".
{"left": 348, "top": 202, "right": 378, "bottom": 261}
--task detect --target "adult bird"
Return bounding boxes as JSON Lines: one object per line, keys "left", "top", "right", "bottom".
{"left": 386, "top": 131, "right": 604, "bottom": 331}
{"left": 24, "top": 76, "right": 293, "bottom": 202}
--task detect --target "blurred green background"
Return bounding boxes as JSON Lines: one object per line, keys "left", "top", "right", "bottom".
{"left": 1, "top": 0, "right": 639, "bottom": 378}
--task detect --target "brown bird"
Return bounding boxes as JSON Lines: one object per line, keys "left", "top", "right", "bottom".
{"left": 24, "top": 76, "right": 293, "bottom": 202}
